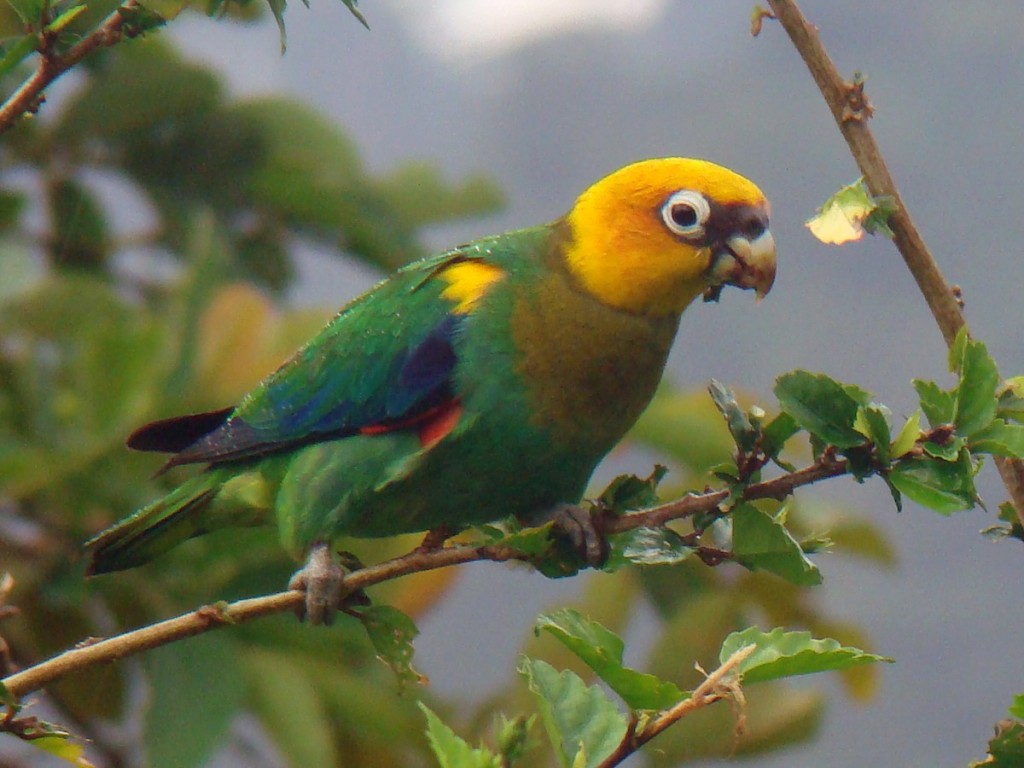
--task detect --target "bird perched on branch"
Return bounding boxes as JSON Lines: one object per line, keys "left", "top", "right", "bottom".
{"left": 86, "top": 158, "right": 776, "bottom": 624}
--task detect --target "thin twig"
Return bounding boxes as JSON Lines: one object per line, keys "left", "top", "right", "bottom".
{"left": 0, "top": 454, "right": 850, "bottom": 700}
{"left": 760, "top": 0, "right": 1024, "bottom": 524}
{"left": 595, "top": 644, "right": 758, "bottom": 767}
{"left": 0, "top": 1, "right": 140, "bottom": 135}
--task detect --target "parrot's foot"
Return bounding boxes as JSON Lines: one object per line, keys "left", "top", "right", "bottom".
{"left": 289, "top": 543, "right": 366, "bottom": 626}
{"left": 417, "top": 525, "right": 454, "bottom": 552}
{"left": 550, "top": 503, "right": 609, "bottom": 568}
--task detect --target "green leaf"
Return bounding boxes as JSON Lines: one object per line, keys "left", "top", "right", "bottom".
{"left": 243, "top": 649, "right": 338, "bottom": 768}
{"left": 355, "top": 604, "right": 424, "bottom": 689}
{"left": 709, "top": 379, "right": 756, "bottom": 452}
{"left": 266, "top": 0, "right": 287, "bottom": 51}
{"left": 761, "top": 411, "right": 799, "bottom": 463}
{"left": 720, "top": 627, "right": 892, "bottom": 685}
{"left": 997, "top": 377, "right": 1024, "bottom": 423}
{"left": 420, "top": 703, "right": 502, "bottom": 768}
{"left": 535, "top": 608, "right": 685, "bottom": 711}
{"left": 913, "top": 379, "right": 955, "bottom": 428}
{"left": 0, "top": 33, "right": 38, "bottom": 79}
{"left": 19, "top": 734, "right": 94, "bottom": 767}
{"left": 5, "top": 0, "right": 43, "bottom": 26}
{"left": 495, "top": 714, "right": 534, "bottom": 764}
{"left": 135, "top": 0, "right": 189, "bottom": 21}
{"left": 0, "top": 679, "right": 14, "bottom": 707}
{"left": 1009, "top": 693, "right": 1024, "bottom": 720}
{"left": 116, "top": 1, "right": 167, "bottom": 34}
{"left": 45, "top": 2, "right": 86, "bottom": 32}
{"left": 340, "top": 0, "right": 368, "bottom": 28}
{"left": 887, "top": 457, "right": 975, "bottom": 515}
{"left": 476, "top": 520, "right": 555, "bottom": 557}
{"left": 969, "top": 420, "right": 1024, "bottom": 458}
{"left": 607, "top": 526, "right": 694, "bottom": 570}
{"left": 597, "top": 466, "right": 666, "bottom": 513}
{"left": 518, "top": 658, "right": 628, "bottom": 768}
{"left": 773, "top": 371, "right": 864, "bottom": 449}
{"left": 144, "top": 634, "right": 245, "bottom": 768}
{"left": 732, "top": 503, "right": 822, "bottom": 586}
{"left": 891, "top": 410, "right": 921, "bottom": 458}
{"left": 979, "top": 720, "right": 1024, "bottom": 767}
{"left": 50, "top": 179, "right": 109, "bottom": 271}
{"left": 922, "top": 435, "right": 965, "bottom": 461}
{"left": 631, "top": 385, "right": 735, "bottom": 473}
{"left": 853, "top": 404, "right": 891, "bottom": 463}
{"left": 804, "top": 178, "right": 896, "bottom": 244}
{"left": 951, "top": 331, "right": 1000, "bottom": 436}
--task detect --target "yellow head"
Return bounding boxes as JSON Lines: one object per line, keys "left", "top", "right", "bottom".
{"left": 563, "top": 158, "right": 776, "bottom": 316}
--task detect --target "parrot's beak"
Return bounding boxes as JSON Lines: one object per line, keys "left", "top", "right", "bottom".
{"left": 703, "top": 229, "right": 777, "bottom": 302}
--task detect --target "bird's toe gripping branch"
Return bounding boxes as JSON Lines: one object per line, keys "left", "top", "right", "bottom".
{"left": 289, "top": 543, "right": 368, "bottom": 625}
{"left": 549, "top": 503, "right": 610, "bottom": 569}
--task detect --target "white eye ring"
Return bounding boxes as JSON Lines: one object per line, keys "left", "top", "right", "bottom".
{"left": 661, "top": 190, "right": 711, "bottom": 238}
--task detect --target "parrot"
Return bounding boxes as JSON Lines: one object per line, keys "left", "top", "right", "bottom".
{"left": 86, "top": 157, "right": 776, "bottom": 624}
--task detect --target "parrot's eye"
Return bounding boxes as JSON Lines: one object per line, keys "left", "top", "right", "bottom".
{"left": 661, "top": 191, "right": 711, "bottom": 239}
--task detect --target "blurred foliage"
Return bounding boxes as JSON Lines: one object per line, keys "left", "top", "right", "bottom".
{"left": 0, "top": 31, "right": 896, "bottom": 768}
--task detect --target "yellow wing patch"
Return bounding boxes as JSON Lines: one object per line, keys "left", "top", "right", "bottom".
{"left": 439, "top": 260, "right": 505, "bottom": 314}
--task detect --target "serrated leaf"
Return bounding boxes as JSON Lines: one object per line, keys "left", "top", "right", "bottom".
{"left": 888, "top": 457, "right": 974, "bottom": 515}
{"left": 607, "top": 526, "right": 694, "bottom": 570}
{"left": 355, "top": 604, "right": 425, "bottom": 689}
{"left": 853, "top": 404, "right": 891, "bottom": 463}
{"left": 535, "top": 608, "right": 685, "bottom": 711}
{"left": 913, "top": 379, "right": 955, "bottom": 428}
{"left": 733, "top": 504, "right": 822, "bottom": 586}
{"left": 891, "top": 410, "right": 921, "bottom": 458}
{"left": 144, "top": 633, "right": 245, "bottom": 768}
{"left": 420, "top": 703, "right": 502, "bottom": 768}
{"left": 720, "top": 627, "right": 892, "bottom": 685}
{"left": 970, "top": 420, "right": 1024, "bottom": 458}
{"left": 774, "top": 371, "right": 864, "bottom": 449}
{"left": 709, "top": 379, "right": 756, "bottom": 452}
{"left": 952, "top": 331, "right": 999, "bottom": 436}
{"left": 597, "top": 466, "right": 666, "bottom": 513}
{"left": 519, "top": 658, "right": 628, "bottom": 768}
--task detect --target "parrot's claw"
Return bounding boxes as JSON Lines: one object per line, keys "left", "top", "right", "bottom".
{"left": 551, "top": 503, "right": 609, "bottom": 568}
{"left": 289, "top": 543, "right": 349, "bottom": 626}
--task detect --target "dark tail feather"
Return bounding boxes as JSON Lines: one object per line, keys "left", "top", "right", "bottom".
{"left": 127, "top": 408, "right": 233, "bottom": 453}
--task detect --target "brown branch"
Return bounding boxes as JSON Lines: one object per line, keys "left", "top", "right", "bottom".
{"left": 0, "top": 454, "right": 851, "bottom": 701}
{"left": 0, "top": 1, "right": 140, "bottom": 135}
{"left": 596, "top": 643, "right": 757, "bottom": 767}
{"left": 760, "top": 0, "right": 1024, "bottom": 525}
